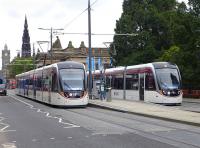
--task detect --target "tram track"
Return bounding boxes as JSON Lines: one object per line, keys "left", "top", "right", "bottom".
{"left": 172, "top": 101, "right": 200, "bottom": 113}
{"left": 86, "top": 107, "right": 200, "bottom": 134}
{"left": 65, "top": 107, "right": 200, "bottom": 148}
{"left": 6, "top": 93, "right": 200, "bottom": 148}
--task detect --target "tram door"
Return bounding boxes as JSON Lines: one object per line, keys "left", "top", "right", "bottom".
{"left": 48, "top": 73, "right": 52, "bottom": 103}
{"left": 139, "top": 73, "right": 145, "bottom": 101}
{"left": 33, "top": 75, "right": 36, "bottom": 99}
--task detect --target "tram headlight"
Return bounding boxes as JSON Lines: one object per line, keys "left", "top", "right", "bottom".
{"left": 178, "top": 90, "right": 180, "bottom": 95}
{"left": 161, "top": 90, "right": 171, "bottom": 96}
{"left": 162, "top": 90, "right": 167, "bottom": 95}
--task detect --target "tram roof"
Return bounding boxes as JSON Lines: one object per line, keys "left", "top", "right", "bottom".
{"left": 56, "top": 61, "right": 85, "bottom": 69}
{"left": 126, "top": 63, "right": 153, "bottom": 70}
{"left": 88, "top": 62, "right": 178, "bottom": 76}
{"left": 126, "top": 62, "right": 177, "bottom": 70}
{"left": 16, "top": 61, "right": 85, "bottom": 77}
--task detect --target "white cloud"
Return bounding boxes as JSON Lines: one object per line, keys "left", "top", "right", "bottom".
{"left": 1, "top": 0, "right": 188, "bottom": 69}
{"left": 0, "top": 0, "right": 123, "bottom": 67}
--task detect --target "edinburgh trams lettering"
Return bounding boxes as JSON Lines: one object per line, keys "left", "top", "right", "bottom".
{"left": 16, "top": 61, "right": 88, "bottom": 107}
{"left": 91, "top": 62, "right": 182, "bottom": 105}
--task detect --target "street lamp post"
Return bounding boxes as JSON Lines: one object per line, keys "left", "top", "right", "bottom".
{"left": 88, "top": 0, "right": 92, "bottom": 99}
{"left": 50, "top": 28, "right": 53, "bottom": 64}
{"left": 38, "top": 27, "right": 63, "bottom": 64}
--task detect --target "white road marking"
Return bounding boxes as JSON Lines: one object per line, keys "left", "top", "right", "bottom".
{"left": 9, "top": 94, "right": 80, "bottom": 129}
{"left": 91, "top": 133, "right": 102, "bottom": 135}
{"left": 0, "top": 116, "right": 16, "bottom": 133}
{"left": 67, "top": 137, "right": 72, "bottom": 139}
{"left": 32, "top": 139, "right": 37, "bottom": 142}
{"left": 2, "top": 143, "right": 17, "bottom": 148}
{"left": 50, "top": 137, "right": 55, "bottom": 140}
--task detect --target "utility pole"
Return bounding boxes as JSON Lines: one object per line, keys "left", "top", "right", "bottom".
{"left": 32, "top": 43, "right": 36, "bottom": 69}
{"left": 88, "top": 0, "right": 92, "bottom": 99}
{"left": 50, "top": 28, "right": 53, "bottom": 64}
{"left": 38, "top": 27, "right": 63, "bottom": 64}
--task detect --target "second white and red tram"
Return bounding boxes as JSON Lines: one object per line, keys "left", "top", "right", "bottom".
{"left": 92, "top": 62, "right": 182, "bottom": 105}
{"left": 16, "top": 61, "right": 88, "bottom": 107}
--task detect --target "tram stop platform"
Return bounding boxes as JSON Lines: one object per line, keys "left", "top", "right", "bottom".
{"left": 89, "top": 99, "right": 200, "bottom": 127}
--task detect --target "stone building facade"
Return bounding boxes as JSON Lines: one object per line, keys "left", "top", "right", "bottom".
{"left": 35, "top": 37, "right": 111, "bottom": 70}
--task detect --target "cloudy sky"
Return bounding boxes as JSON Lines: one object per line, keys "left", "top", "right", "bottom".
{"left": 0, "top": 0, "right": 124, "bottom": 65}
{"left": 0, "top": 0, "right": 187, "bottom": 68}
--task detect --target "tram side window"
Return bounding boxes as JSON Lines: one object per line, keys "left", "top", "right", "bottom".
{"left": 22, "top": 79, "right": 25, "bottom": 88}
{"left": 145, "top": 72, "right": 156, "bottom": 90}
{"left": 42, "top": 72, "right": 49, "bottom": 91}
{"left": 126, "top": 74, "right": 138, "bottom": 90}
{"left": 36, "top": 75, "right": 42, "bottom": 90}
{"left": 29, "top": 76, "right": 33, "bottom": 89}
{"left": 106, "top": 76, "right": 112, "bottom": 88}
{"left": 29, "top": 78, "right": 33, "bottom": 85}
{"left": 25, "top": 78, "right": 29, "bottom": 88}
{"left": 52, "top": 72, "right": 58, "bottom": 91}
{"left": 112, "top": 75, "right": 123, "bottom": 89}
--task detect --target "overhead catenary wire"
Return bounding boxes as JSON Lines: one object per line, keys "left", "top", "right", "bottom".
{"left": 63, "top": 0, "right": 98, "bottom": 29}
{"left": 54, "top": 32, "right": 138, "bottom": 36}
{"left": 36, "top": 41, "right": 49, "bottom": 53}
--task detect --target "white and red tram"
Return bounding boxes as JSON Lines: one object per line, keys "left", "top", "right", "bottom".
{"left": 92, "top": 62, "right": 182, "bottom": 105}
{"left": 16, "top": 61, "right": 88, "bottom": 107}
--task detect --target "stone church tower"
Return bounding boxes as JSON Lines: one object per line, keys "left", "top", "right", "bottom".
{"left": 2, "top": 44, "right": 10, "bottom": 70}
{"left": 21, "top": 16, "right": 31, "bottom": 57}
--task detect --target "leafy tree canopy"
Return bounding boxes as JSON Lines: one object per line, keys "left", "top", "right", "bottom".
{"left": 112, "top": 0, "right": 200, "bottom": 89}
{"left": 8, "top": 57, "right": 34, "bottom": 78}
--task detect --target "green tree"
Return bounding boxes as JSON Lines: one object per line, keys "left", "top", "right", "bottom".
{"left": 159, "top": 45, "right": 180, "bottom": 62}
{"left": 112, "top": 0, "right": 200, "bottom": 89}
{"left": 188, "top": 0, "right": 200, "bottom": 17}
{"left": 112, "top": 0, "right": 177, "bottom": 66}
{"left": 8, "top": 57, "right": 34, "bottom": 78}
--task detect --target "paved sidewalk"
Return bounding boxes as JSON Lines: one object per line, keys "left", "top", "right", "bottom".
{"left": 183, "top": 98, "right": 200, "bottom": 103}
{"left": 89, "top": 99, "right": 200, "bottom": 127}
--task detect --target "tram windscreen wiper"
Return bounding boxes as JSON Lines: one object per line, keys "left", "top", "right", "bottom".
{"left": 63, "top": 82, "right": 72, "bottom": 90}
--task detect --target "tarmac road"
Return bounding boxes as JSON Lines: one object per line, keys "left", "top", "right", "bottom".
{"left": 0, "top": 92, "right": 200, "bottom": 148}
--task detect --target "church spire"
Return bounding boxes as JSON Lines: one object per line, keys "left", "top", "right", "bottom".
{"left": 4, "top": 44, "right": 8, "bottom": 50}
{"left": 21, "top": 15, "right": 31, "bottom": 57}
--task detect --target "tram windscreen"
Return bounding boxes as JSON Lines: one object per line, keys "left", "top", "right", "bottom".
{"left": 0, "top": 84, "right": 5, "bottom": 88}
{"left": 59, "top": 69, "right": 84, "bottom": 91}
{"left": 156, "top": 68, "right": 180, "bottom": 90}
{"left": 0, "top": 79, "right": 3, "bottom": 84}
